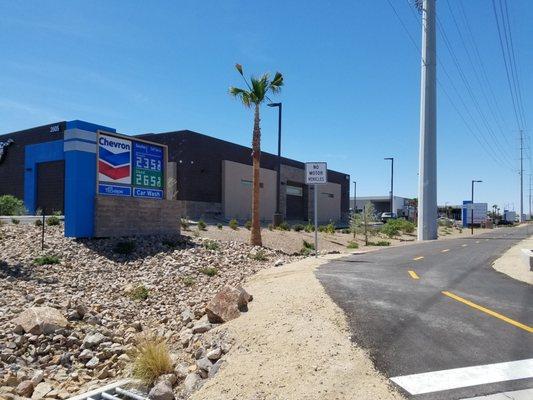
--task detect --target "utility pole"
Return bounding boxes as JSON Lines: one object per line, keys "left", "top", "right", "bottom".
{"left": 529, "top": 173, "right": 531, "bottom": 220}
{"left": 384, "top": 157, "right": 394, "bottom": 214}
{"left": 417, "top": 0, "right": 437, "bottom": 240}
{"left": 520, "top": 130, "right": 524, "bottom": 222}
{"left": 353, "top": 181, "right": 357, "bottom": 214}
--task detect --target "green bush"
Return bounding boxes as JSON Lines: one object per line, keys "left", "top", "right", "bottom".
{"left": 244, "top": 220, "right": 252, "bottom": 230}
{"left": 300, "top": 239, "right": 315, "bottom": 256}
{"left": 203, "top": 240, "right": 220, "bottom": 251}
{"left": 267, "top": 223, "right": 274, "bottom": 231}
{"left": 341, "top": 228, "right": 351, "bottom": 234}
{"left": 0, "top": 195, "right": 25, "bottom": 216}
{"left": 229, "top": 219, "right": 239, "bottom": 230}
{"left": 34, "top": 255, "right": 60, "bottom": 266}
{"left": 200, "top": 267, "right": 218, "bottom": 276}
{"left": 129, "top": 285, "right": 149, "bottom": 301}
{"left": 217, "top": 223, "right": 223, "bottom": 230}
{"left": 380, "top": 223, "right": 399, "bottom": 238}
{"left": 369, "top": 240, "right": 390, "bottom": 246}
{"left": 11, "top": 218, "right": 20, "bottom": 225}
{"left": 317, "top": 225, "right": 326, "bottom": 233}
{"left": 46, "top": 215, "right": 60, "bottom": 226}
{"left": 347, "top": 241, "right": 359, "bottom": 249}
{"left": 180, "top": 218, "right": 190, "bottom": 230}
{"left": 325, "top": 222, "right": 336, "bottom": 234}
{"left": 278, "top": 221, "right": 290, "bottom": 231}
{"left": 197, "top": 219, "right": 207, "bottom": 231}
{"left": 182, "top": 276, "right": 196, "bottom": 286}
{"left": 35, "top": 219, "right": 43, "bottom": 227}
{"left": 250, "top": 249, "right": 268, "bottom": 261}
{"left": 113, "top": 241, "right": 136, "bottom": 255}
{"left": 304, "top": 223, "right": 314, "bottom": 233}
{"left": 381, "top": 219, "right": 415, "bottom": 238}
{"left": 293, "top": 224, "right": 304, "bottom": 232}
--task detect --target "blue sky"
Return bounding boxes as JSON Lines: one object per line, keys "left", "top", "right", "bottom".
{"left": 1, "top": 0, "right": 531, "bottom": 211}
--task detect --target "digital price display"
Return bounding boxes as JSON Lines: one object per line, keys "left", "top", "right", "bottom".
{"left": 132, "top": 142, "right": 164, "bottom": 198}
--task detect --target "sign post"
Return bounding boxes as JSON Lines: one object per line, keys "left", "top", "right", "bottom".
{"left": 305, "top": 162, "right": 328, "bottom": 257}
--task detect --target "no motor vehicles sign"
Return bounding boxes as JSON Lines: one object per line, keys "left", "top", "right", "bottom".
{"left": 305, "top": 162, "right": 328, "bottom": 184}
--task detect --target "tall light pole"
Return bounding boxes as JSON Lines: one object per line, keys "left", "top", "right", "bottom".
{"left": 519, "top": 130, "right": 524, "bottom": 222}
{"left": 471, "top": 180, "right": 482, "bottom": 235}
{"left": 417, "top": 0, "right": 437, "bottom": 240}
{"left": 268, "top": 102, "right": 282, "bottom": 226}
{"left": 353, "top": 181, "right": 357, "bottom": 214}
{"left": 384, "top": 157, "right": 394, "bottom": 214}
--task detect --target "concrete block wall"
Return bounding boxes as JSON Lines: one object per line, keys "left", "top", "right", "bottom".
{"left": 94, "top": 196, "right": 181, "bottom": 237}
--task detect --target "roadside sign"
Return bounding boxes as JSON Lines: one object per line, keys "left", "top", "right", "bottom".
{"left": 305, "top": 162, "right": 328, "bottom": 185}
{"left": 305, "top": 162, "right": 328, "bottom": 258}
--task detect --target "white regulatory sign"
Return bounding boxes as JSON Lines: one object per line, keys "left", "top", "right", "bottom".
{"left": 305, "top": 162, "right": 328, "bottom": 185}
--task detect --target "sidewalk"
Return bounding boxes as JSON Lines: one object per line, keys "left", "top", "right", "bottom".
{"left": 492, "top": 234, "right": 533, "bottom": 285}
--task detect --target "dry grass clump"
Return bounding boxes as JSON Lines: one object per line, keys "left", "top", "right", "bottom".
{"left": 131, "top": 335, "right": 173, "bottom": 385}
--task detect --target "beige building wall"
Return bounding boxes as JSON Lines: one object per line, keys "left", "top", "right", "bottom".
{"left": 222, "top": 160, "right": 276, "bottom": 221}
{"left": 309, "top": 182, "right": 342, "bottom": 223}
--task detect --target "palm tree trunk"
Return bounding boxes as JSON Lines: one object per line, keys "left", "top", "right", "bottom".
{"left": 251, "top": 104, "right": 262, "bottom": 246}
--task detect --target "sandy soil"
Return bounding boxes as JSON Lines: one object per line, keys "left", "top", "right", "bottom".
{"left": 191, "top": 254, "right": 404, "bottom": 400}
{"left": 492, "top": 233, "right": 533, "bottom": 285}
{"left": 184, "top": 223, "right": 494, "bottom": 255}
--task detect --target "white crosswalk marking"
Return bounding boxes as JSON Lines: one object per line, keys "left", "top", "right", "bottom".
{"left": 391, "top": 358, "right": 533, "bottom": 395}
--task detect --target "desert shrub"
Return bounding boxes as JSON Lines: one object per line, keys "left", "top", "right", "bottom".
{"left": 438, "top": 218, "right": 453, "bottom": 228}
{"left": 325, "top": 222, "right": 336, "bottom": 234}
{"left": 304, "top": 223, "right": 314, "bottom": 233}
{"left": 197, "top": 219, "right": 207, "bottom": 231}
{"left": 278, "top": 221, "right": 290, "bottom": 231}
{"left": 217, "top": 223, "right": 223, "bottom": 229}
{"left": 113, "top": 241, "right": 136, "bottom": 255}
{"left": 267, "top": 223, "right": 274, "bottom": 231}
{"left": 203, "top": 240, "right": 220, "bottom": 251}
{"left": 250, "top": 249, "right": 268, "bottom": 261}
{"left": 35, "top": 219, "right": 43, "bottom": 227}
{"left": 131, "top": 336, "right": 173, "bottom": 386}
{"left": 129, "top": 285, "right": 149, "bottom": 301}
{"left": 182, "top": 276, "right": 196, "bottom": 286}
{"left": 300, "top": 239, "right": 315, "bottom": 256}
{"left": 244, "top": 220, "right": 252, "bottom": 230}
{"left": 341, "top": 228, "right": 351, "bottom": 234}
{"left": 317, "top": 225, "right": 326, "bottom": 233}
{"left": 369, "top": 240, "right": 390, "bottom": 246}
{"left": 229, "top": 219, "right": 239, "bottom": 230}
{"left": 0, "top": 195, "right": 25, "bottom": 216}
{"left": 292, "top": 224, "right": 304, "bottom": 232}
{"left": 200, "top": 267, "right": 218, "bottom": 276}
{"left": 46, "top": 215, "right": 60, "bottom": 226}
{"left": 34, "top": 255, "right": 60, "bottom": 266}
{"left": 347, "top": 241, "right": 359, "bottom": 249}
{"left": 180, "top": 218, "right": 190, "bottom": 230}
{"left": 381, "top": 223, "right": 400, "bottom": 238}
{"left": 11, "top": 218, "right": 20, "bottom": 225}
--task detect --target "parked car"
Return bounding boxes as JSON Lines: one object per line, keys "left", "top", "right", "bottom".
{"left": 381, "top": 212, "right": 397, "bottom": 223}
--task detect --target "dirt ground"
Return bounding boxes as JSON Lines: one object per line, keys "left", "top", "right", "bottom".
{"left": 191, "top": 254, "right": 405, "bottom": 400}
{"left": 183, "top": 222, "right": 493, "bottom": 255}
{"left": 492, "top": 232, "right": 533, "bottom": 285}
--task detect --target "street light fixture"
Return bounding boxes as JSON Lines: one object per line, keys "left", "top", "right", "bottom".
{"left": 384, "top": 157, "right": 394, "bottom": 214}
{"left": 268, "top": 102, "right": 283, "bottom": 226}
{"left": 471, "top": 180, "right": 482, "bottom": 235}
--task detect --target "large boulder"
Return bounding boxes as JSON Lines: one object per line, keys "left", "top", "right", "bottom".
{"left": 205, "top": 285, "right": 252, "bottom": 323}
{"left": 12, "top": 307, "right": 68, "bottom": 335}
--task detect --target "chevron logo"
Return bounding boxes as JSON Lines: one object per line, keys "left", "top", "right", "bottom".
{"left": 98, "top": 134, "right": 132, "bottom": 184}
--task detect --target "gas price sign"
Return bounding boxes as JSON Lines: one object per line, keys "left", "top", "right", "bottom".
{"left": 132, "top": 142, "right": 165, "bottom": 199}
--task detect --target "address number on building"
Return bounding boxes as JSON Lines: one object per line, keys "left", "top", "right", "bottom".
{"left": 305, "top": 162, "right": 327, "bottom": 185}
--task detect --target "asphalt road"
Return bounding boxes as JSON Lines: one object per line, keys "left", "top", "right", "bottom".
{"left": 316, "top": 225, "right": 533, "bottom": 400}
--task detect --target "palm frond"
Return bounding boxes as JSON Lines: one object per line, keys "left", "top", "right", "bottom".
{"left": 250, "top": 75, "right": 268, "bottom": 103}
{"left": 269, "top": 72, "right": 284, "bottom": 93}
{"left": 229, "top": 86, "right": 252, "bottom": 107}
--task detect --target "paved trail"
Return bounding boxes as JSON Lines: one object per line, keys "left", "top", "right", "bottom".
{"left": 317, "top": 226, "right": 533, "bottom": 400}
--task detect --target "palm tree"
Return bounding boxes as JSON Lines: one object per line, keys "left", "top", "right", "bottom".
{"left": 229, "top": 64, "right": 283, "bottom": 246}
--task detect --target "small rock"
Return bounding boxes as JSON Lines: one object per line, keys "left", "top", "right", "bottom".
{"left": 175, "top": 363, "right": 189, "bottom": 380}
{"left": 157, "top": 374, "right": 177, "bottom": 387}
{"left": 12, "top": 307, "right": 68, "bottom": 335}
{"left": 208, "top": 359, "right": 225, "bottom": 378}
{"left": 183, "top": 373, "right": 202, "bottom": 393}
{"left": 78, "top": 349, "right": 94, "bottom": 361}
{"left": 16, "top": 380, "right": 34, "bottom": 397}
{"left": 207, "top": 348, "right": 222, "bottom": 361}
{"left": 192, "top": 322, "right": 211, "bottom": 334}
{"left": 82, "top": 332, "right": 106, "bottom": 349}
{"left": 85, "top": 356, "right": 99, "bottom": 369}
{"left": 274, "top": 259, "right": 284, "bottom": 267}
{"left": 148, "top": 381, "right": 174, "bottom": 400}
{"left": 31, "top": 382, "right": 52, "bottom": 400}
{"left": 181, "top": 309, "right": 193, "bottom": 324}
{"left": 31, "top": 371, "right": 44, "bottom": 386}
{"left": 196, "top": 357, "right": 212, "bottom": 372}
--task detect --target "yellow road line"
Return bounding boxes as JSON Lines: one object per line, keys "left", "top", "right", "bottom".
{"left": 413, "top": 256, "right": 424, "bottom": 261}
{"left": 441, "top": 249, "right": 450, "bottom": 253}
{"left": 408, "top": 270, "right": 420, "bottom": 280}
{"left": 441, "top": 291, "right": 533, "bottom": 333}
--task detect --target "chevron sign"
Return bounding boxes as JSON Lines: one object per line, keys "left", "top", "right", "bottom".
{"left": 98, "top": 134, "right": 132, "bottom": 184}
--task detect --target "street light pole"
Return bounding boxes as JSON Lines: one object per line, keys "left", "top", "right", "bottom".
{"left": 353, "top": 181, "right": 357, "bottom": 214}
{"left": 384, "top": 158, "right": 394, "bottom": 214}
{"left": 268, "top": 102, "right": 283, "bottom": 226}
{"left": 471, "top": 180, "right": 482, "bottom": 235}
